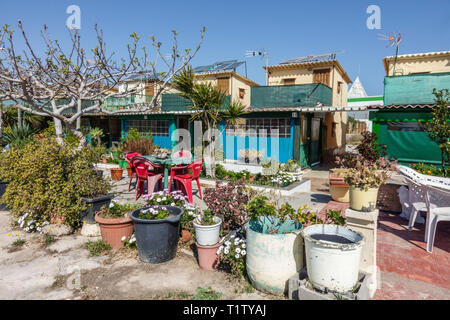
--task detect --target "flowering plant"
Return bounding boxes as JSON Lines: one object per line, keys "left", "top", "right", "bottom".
{"left": 143, "top": 190, "right": 200, "bottom": 229}
{"left": 270, "top": 172, "right": 297, "bottom": 187}
{"left": 98, "top": 202, "right": 141, "bottom": 219}
{"left": 17, "top": 210, "right": 49, "bottom": 234}
{"left": 216, "top": 232, "right": 247, "bottom": 278}
{"left": 139, "top": 205, "right": 170, "bottom": 220}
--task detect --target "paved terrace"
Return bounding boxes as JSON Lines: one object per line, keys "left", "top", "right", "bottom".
{"left": 0, "top": 165, "right": 448, "bottom": 300}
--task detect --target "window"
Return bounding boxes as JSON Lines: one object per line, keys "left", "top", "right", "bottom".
{"left": 239, "top": 88, "right": 245, "bottom": 99}
{"left": 313, "top": 69, "right": 330, "bottom": 86}
{"left": 283, "top": 78, "right": 296, "bottom": 85}
{"left": 127, "top": 119, "right": 169, "bottom": 137}
{"left": 337, "top": 81, "right": 343, "bottom": 94}
{"left": 226, "top": 118, "right": 291, "bottom": 138}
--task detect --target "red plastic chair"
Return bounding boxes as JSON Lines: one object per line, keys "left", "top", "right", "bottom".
{"left": 125, "top": 152, "right": 142, "bottom": 192}
{"left": 132, "top": 158, "right": 164, "bottom": 200}
{"left": 168, "top": 159, "right": 203, "bottom": 204}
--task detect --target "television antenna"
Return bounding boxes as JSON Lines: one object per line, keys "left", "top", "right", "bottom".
{"left": 378, "top": 32, "right": 402, "bottom": 75}
{"left": 246, "top": 49, "right": 269, "bottom": 85}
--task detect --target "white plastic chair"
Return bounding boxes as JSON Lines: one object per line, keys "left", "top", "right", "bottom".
{"left": 424, "top": 185, "right": 450, "bottom": 253}
{"left": 404, "top": 177, "right": 428, "bottom": 231}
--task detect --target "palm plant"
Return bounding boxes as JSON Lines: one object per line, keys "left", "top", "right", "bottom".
{"left": 89, "top": 127, "right": 104, "bottom": 146}
{"left": 2, "top": 122, "right": 36, "bottom": 148}
{"left": 172, "top": 67, "right": 248, "bottom": 177}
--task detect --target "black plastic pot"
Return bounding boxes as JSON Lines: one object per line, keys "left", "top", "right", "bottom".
{"left": 0, "top": 181, "right": 9, "bottom": 210}
{"left": 81, "top": 194, "right": 114, "bottom": 224}
{"left": 130, "top": 205, "right": 184, "bottom": 264}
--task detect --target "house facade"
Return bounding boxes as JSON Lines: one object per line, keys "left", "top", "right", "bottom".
{"left": 82, "top": 57, "right": 357, "bottom": 167}
{"left": 369, "top": 51, "right": 450, "bottom": 165}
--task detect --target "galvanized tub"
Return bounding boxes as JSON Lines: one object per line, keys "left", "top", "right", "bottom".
{"left": 302, "top": 224, "right": 365, "bottom": 293}
{"left": 246, "top": 217, "right": 303, "bottom": 295}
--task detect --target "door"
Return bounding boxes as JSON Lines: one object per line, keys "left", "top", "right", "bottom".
{"left": 310, "top": 117, "right": 321, "bottom": 167}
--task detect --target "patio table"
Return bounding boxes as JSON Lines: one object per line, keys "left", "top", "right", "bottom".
{"left": 143, "top": 155, "right": 193, "bottom": 190}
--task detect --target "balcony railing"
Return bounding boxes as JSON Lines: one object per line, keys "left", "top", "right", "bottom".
{"left": 250, "top": 83, "right": 332, "bottom": 108}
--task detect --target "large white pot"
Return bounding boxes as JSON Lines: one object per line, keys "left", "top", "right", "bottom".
{"left": 246, "top": 217, "right": 303, "bottom": 295}
{"left": 193, "top": 216, "right": 222, "bottom": 246}
{"left": 302, "top": 224, "right": 365, "bottom": 293}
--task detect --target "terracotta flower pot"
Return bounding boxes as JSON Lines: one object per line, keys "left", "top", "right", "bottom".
{"left": 110, "top": 168, "right": 123, "bottom": 181}
{"left": 196, "top": 242, "right": 221, "bottom": 270}
{"left": 181, "top": 229, "right": 191, "bottom": 242}
{"left": 126, "top": 166, "right": 132, "bottom": 178}
{"left": 95, "top": 212, "right": 134, "bottom": 249}
{"left": 102, "top": 158, "right": 107, "bottom": 164}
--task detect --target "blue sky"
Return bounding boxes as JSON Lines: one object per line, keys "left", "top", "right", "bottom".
{"left": 1, "top": 0, "right": 449, "bottom": 96}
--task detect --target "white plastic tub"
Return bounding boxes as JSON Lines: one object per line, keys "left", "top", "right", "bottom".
{"left": 193, "top": 216, "right": 222, "bottom": 246}
{"left": 302, "top": 224, "right": 365, "bottom": 293}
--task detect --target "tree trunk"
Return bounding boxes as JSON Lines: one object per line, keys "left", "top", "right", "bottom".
{"left": 0, "top": 103, "right": 3, "bottom": 137}
{"left": 17, "top": 108, "right": 22, "bottom": 128}
{"left": 76, "top": 100, "right": 82, "bottom": 131}
{"left": 54, "top": 117, "right": 64, "bottom": 145}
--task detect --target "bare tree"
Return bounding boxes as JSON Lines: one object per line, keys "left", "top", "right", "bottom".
{"left": 0, "top": 21, "right": 205, "bottom": 147}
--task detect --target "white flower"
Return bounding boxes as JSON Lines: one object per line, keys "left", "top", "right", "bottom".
{"left": 241, "top": 243, "right": 246, "bottom": 248}
{"left": 230, "top": 235, "right": 235, "bottom": 239}
{"left": 171, "top": 203, "right": 175, "bottom": 206}
{"left": 109, "top": 202, "right": 115, "bottom": 208}
{"left": 225, "top": 241, "right": 230, "bottom": 246}
{"left": 162, "top": 197, "right": 167, "bottom": 201}
{"left": 241, "top": 250, "right": 246, "bottom": 256}
{"left": 217, "top": 246, "right": 223, "bottom": 254}
{"left": 121, "top": 236, "right": 126, "bottom": 241}
{"left": 235, "top": 254, "right": 240, "bottom": 259}
{"left": 156, "top": 198, "right": 161, "bottom": 202}
{"left": 224, "top": 248, "right": 229, "bottom": 254}
{"left": 235, "top": 248, "right": 241, "bottom": 254}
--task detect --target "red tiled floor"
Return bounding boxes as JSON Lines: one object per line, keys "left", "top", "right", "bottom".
{"left": 374, "top": 212, "right": 450, "bottom": 299}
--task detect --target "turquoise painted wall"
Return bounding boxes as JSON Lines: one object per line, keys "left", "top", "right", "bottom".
{"left": 121, "top": 118, "right": 174, "bottom": 149}
{"left": 220, "top": 121, "right": 294, "bottom": 163}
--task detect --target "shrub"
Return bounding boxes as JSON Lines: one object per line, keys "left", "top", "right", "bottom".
{"left": 123, "top": 138, "right": 156, "bottom": 155}
{"left": 203, "top": 180, "right": 251, "bottom": 233}
{"left": 2, "top": 123, "right": 35, "bottom": 148}
{"left": 0, "top": 137, "right": 110, "bottom": 229}
{"left": 410, "top": 162, "right": 449, "bottom": 177}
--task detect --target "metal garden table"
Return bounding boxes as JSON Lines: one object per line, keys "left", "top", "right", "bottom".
{"left": 143, "top": 155, "right": 193, "bottom": 190}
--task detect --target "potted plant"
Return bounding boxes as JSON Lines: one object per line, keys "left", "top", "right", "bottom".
{"left": 336, "top": 132, "right": 397, "bottom": 211}
{"left": 80, "top": 171, "right": 113, "bottom": 224}
{"left": 110, "top": 167, "right": 124, "bottom": 181}
{"left": 193, "top": 209, "right": 223, "bottom": 270}
{"left": 95, "top": 202, "right": 141, "bottom": 249}
{"left": 245, "top": 196, "right": 304, "bottom": 295}
{"left": 0, "top": 180, "right": 9, "bottom": 210}
{"left": 239, "top": 149, "right": 264, "bottom": 164}
{"left": 129, "top": 205, "right": 184, "bottom": 264}
{"left": 193, "top": 209, "right": 222, "bottom": 246}
{"left": 343, "top": 160, "right": 393, "bottom": 212}
{"left": 180, "top": 204, "right": 197, "bottom": 241}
